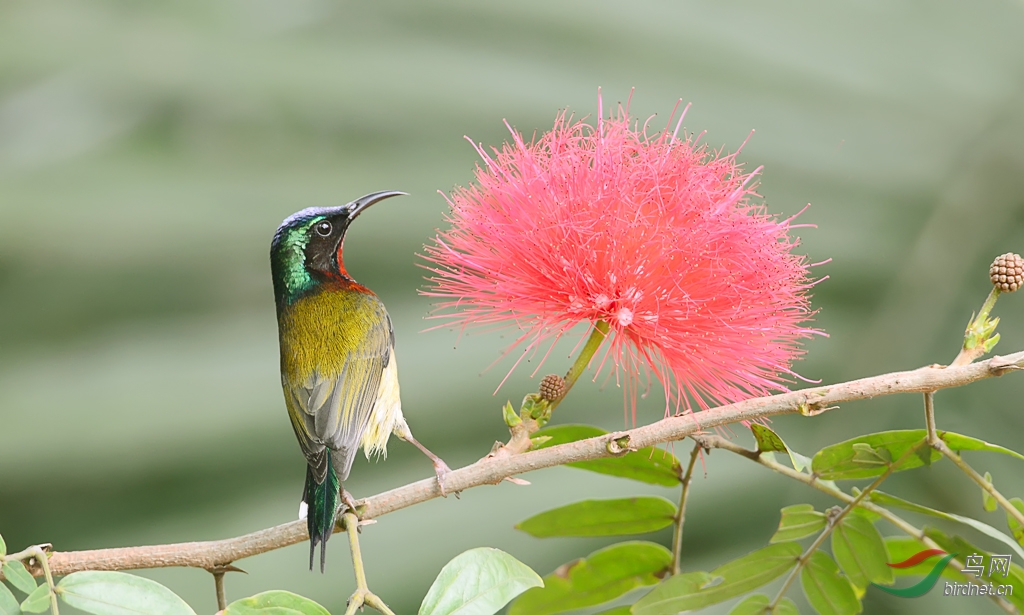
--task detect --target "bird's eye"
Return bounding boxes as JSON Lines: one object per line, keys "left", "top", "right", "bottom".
{"left": 315, "top": 221, "right": 332, "bottom": 237}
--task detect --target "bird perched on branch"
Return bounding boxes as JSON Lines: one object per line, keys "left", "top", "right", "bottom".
{"left": 270, "top": 191, "right": 450, "bottom": 572}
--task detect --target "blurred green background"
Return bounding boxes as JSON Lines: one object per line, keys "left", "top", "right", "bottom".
{"left": 2, "top": 1, "right": 1024, "bottom": 613}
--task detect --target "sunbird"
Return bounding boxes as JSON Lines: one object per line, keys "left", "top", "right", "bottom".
{"left": 270, "top": 191, "right": 450, "bottom": 572}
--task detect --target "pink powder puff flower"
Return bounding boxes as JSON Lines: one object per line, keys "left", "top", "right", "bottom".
{"left": 422, "top": 93, "right": 823, "bottom": 416}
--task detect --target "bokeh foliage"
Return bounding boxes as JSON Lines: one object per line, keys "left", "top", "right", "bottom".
{"left": 1, "top": 1, "right": 1023, "bottom": 613}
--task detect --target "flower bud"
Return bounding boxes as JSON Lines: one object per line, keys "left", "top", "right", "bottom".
{"left": 990, "top": 253, "right": 1024, "bottom": 292}
{"left": 539, "top": 374, "right": 567, "bottom": 402}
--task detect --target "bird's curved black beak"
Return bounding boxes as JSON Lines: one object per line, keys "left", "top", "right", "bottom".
{"left": 346, "top": 190, "right": 407, "bottom": 221}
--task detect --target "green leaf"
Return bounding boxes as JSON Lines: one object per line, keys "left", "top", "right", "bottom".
{"left": 18, "top": 586, "right": 48, "bottom": 615}
{"left": 516, "top": 498, "right": 676, "bottom": 538}
{"left": 0, "top": 535, "right": 6, "bottom": 558}
{"left": 749, "top": 425, "right": 811, "bottom": 473}
{"left": 729, "top": 596, "right": 798, "bottom": 615}
{"left": 56, "top": 571, "right": 197, "bottom": 615}
{"left": 508, "top": 542, "right": 670, "bottom": 615}
{"left": 772, "top": 598, "right": 799, "bottom": 615}
{"left": 629, "top": 571, "right": 712, "bottom": 615}
{"left": 594, "top": 608, "right": 632, "bottom": 615}
{"left": 831, "top": 514, "right": 893, "bottom": 589}
{"left": 419, "top": 547, "right": 542, "bottom": 615}
{"left": 771, "top": 504, "right": 826, "bottom": 543}
{"left": 532, "top": 425, "right": 681, "bottom": 486}
{"left": 728, "top": 594, "right": 769, "bottom": 615}
{"left": 941, "top": 432, "right": 1024, "bottom": 462}
{"left": 815, "top": 430, "right": 1024, "bottom": 480}
{"left": 983, "top": 473, "right": 998, "bottom": 512}
{"left": 224, "top": 591, "right": 330, "bottom": 615}
{"left": 751, "top": 424, "right": 787, "bottom": 453}
{"left": 869, "top": 491, "right": 1024, "bottom": 561}
{"left": 1006, "top": 498, "right": 1024, "bottom": 546}
{"left": 0, "top": 563, "right": 36, "bottom": 596}
{"left": 811, "top": 431, "right": 932, "bottom": 480}
{"left": 800, "top": 551, "right": 861, "bottom": 615}
{"left": 632, "top": 542, "right": 802, "bottom": 614}
{"left": 0, "top": 583, "right": 21, "bottom": 615}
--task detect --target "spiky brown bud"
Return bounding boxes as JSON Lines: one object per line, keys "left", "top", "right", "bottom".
{"left": 539, "top": 374, "right": 567, "bottom": 401}
{"left": 990, "top": 253, "right": 1024, "bottom": 292}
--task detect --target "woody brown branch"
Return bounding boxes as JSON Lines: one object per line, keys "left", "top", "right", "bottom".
{"left": 15, "top": 350, "right": 1024, "bottom": 579}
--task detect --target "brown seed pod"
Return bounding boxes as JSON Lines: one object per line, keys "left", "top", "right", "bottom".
{"left": 539, "top": 374, "right": 567, "bottom": 401}
{"left": 990, "top": 253, "right": 1024, "bottom": 292}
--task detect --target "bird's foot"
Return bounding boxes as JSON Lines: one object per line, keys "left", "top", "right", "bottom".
{"left": 341, "top": 489, "right": 361, "bottom": 516}
{"left": 433, "top": 458, "right": 457, "bottom": 498}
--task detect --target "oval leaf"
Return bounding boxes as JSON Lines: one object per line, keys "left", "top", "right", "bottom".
{"left": 831, "top": 514, "right": 892, "bottom": 589}
{"left": 727, "top": 594, "right": 798, "bottom": 615}
{"left": 773, "top": 598, "right": 799, "bottom": 615}
{"left": 533, "top": 425, "right": 681, "bottom": 486}
{"left": 1006, "top": 498, "right": 1024, "bottom": 546}
{"left": 0, "top": 534, "right": 6, "bottom": 557}
{"left": 0, "top": 583, "right": 19, "bottom": 615}
{"left": 728, "top": 594, "right": 769, "bottom": 615}
{"left": 750, "top": 425, "right": 812, "bottom": 472}
{"left": 632, "top": 542, "right": 802, "bottom": 614}
{"left": 419, "top": 547, "right": 542, "bottom": 615}
{"left": 982, "top": 473, "right": 998, "bottom": 512}
{"left": 516, "top": 498, "right": 676, "bottom": 538}
{"left": 800, "top": 552, "right": 861, "bottom": 615}
{"left": 18, "top": 585, "right": 48, "bottom": 614}
{"left": 751, "top": 425, "right": 787, "bottom": 454}
{"left": 812, "top": 430, "right": 1024, "bottom": 480}
{"left": 771, "top": 504, "right": 826, "bottom": 543}
{"left": 56, "top": 571, "right": 197, "bottom": 615}
{"left": 811, "top": 431, "right": 933, "bottom": 480}
{"left": 941, "top": 432, "right": 1024, "bottom": 462}
{"left": 224, "top": 591, "right": 330, "bottom": 615}
{"left": 508, "top": 542, "right": 670, "bottom": 615}
{"left": 1, "top": 562, "right": 36, "bottom": 596}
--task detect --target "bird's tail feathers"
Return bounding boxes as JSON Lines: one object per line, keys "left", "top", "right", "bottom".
{"left": 304, "top": 455, "right": 340, "bottom": 573}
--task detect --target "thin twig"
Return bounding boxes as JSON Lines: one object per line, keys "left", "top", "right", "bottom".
{"left": 671, "top": 442, "right": 702, "bottom": 575}
{"left": 12, "top": 350, "right": 1024, "bottom": 580}
{"left": 213, "top": 571, "right": 226, "bottom": 611}
{"left": 924, "top": 392, "right": 938, "bottom": 445}
{"left": 701, "top": 436, "right": 1017, "bottom": 615}
{"left": 934, "top": 439, "right": 1024, "bottom": 529}
{"left": 766, "top": 441, "right": 923, "bottom": 611}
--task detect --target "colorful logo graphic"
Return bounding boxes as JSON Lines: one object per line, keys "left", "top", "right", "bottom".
{"left": 873, "top": 549, "right": 956, "bottom": 598}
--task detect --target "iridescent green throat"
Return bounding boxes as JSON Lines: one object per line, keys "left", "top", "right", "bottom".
{"left": 271, "top": 216, "right": 324, "bottom": 308}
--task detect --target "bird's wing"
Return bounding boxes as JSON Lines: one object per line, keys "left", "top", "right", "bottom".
{"left": 285, "top": 305, "right": 392, "bottom": 484}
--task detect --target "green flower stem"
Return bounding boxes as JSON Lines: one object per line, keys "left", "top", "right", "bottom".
{"left": 553, "top": 320, "right": 609, "bottom": 411}
{"left": 671, "top": 442, "right": 702, "bottom": 576}
{"left": 952, "top": 286, "right": 1001, "bottom": 367}
{"left": 933, "top": 438, "right": 1024, "bottom": 530}
{"left": 978, "top": 286, "right": 1001, "bottom": 324}
{"left": 341, "top": 513, "right": 395, "bottom": 615}
{"left": 501, "top": 320, "right": 610, "bottom": 456}
{"left": 702, "top": 436, "right": 1016, "bottom": 615}
{"left": 765, "top": 441, "right": 923, "bottom": 613}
